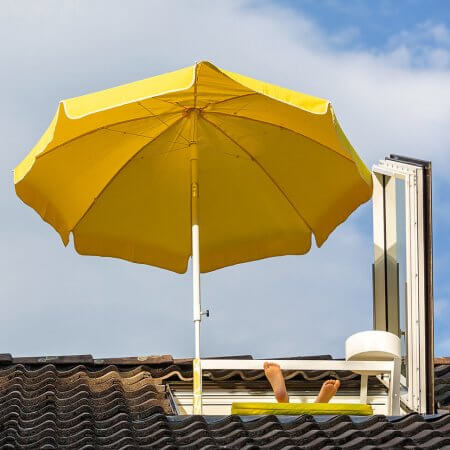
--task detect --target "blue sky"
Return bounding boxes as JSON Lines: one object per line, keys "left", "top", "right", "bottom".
{"left": 280, "top": 0, "right": 450, "bottom": 49}
{"left": 0, "top": 0, "right": 449, "bottom": 359}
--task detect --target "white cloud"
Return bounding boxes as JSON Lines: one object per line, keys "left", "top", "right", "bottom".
{"left": 387, "top": 21, "right": 450, "bottom": 69}
{"left": 1, "top": 0, "right": 449, "bottom": 358}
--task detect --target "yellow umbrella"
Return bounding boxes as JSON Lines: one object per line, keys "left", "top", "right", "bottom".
{"left": 14, "top": 61, "right": 372, "bottom": 412}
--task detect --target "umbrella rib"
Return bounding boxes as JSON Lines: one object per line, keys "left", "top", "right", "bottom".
{"left": 140, "top": 92, "right": 258, "bottom": 114}
{"left": 69, "top": 116, "right": 185, "bottom": 234}
{"left": 203, "top": 92, "right": 258, "bottom": 109}
{"left": 105, "top": 128, "right": 155, "bottom": 139}
{"left": 139, "top": 96, "right": 187, "bottom": 110}
{"left": 137, "top": 101, "right": 190, "bottom": 144}
{"left": 201, "top": 115, "right": 315, "bottom": 235}
{"left": 206, "top": 111, "right": 355, "bottom": 164}
{"left": 37, "top": 111, "right": 181, "bottom": 159}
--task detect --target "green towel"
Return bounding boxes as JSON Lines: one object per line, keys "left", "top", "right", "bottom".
{"left": 231, "top": 402, "right": 373, "bottom": 416}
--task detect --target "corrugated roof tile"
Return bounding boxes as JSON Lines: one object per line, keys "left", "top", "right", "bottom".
{"left": 0, "top": 355, "right": 449, "bottom": 448}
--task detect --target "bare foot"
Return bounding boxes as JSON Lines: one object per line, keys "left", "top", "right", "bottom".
{"left": 315, "top": 379, "right": 341, "bottom": 403}
{"left": 264, "top": 362, "right": 289, "bottom": 403}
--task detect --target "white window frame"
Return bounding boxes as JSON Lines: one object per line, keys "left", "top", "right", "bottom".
{"left": 372, "top": 159, "right": 427, "bottom": 413}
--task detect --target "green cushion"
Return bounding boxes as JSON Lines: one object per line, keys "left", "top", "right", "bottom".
{"left": 231, "top": 402, "right": 373, "bottom": 416}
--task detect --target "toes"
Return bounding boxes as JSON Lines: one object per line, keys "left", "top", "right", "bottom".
{"left": 322, "top": 379, "right": 340, "bottom": 391}
{"left": 264, "top": 362, "right": 280, "bottom": 372}
{"left": 266, "top": 363, "right": 281, "bottom": 370}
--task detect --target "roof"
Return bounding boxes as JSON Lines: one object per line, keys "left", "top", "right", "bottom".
{"left": 0, "top": 353, "right": 387, "bottom": 389}
{"left": 435, "top": 359, "right": 450, "bottom": 412}
{"left": 0, "top": 354, "right": 449, "bottom": 449}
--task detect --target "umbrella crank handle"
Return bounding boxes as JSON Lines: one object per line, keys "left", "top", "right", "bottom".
{"left": 201, "top": 309, "right": 210, "bottom": 318}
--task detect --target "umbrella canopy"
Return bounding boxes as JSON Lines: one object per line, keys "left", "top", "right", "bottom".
{"left": 14, "top": 61, "right": 372, "bottom": 274}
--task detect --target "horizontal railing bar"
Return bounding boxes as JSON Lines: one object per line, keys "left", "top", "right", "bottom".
{"left": 200, "top": 359, "right": 393, "bottom": 372}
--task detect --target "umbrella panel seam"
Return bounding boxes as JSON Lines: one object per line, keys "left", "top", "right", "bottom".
{"left": 35, "top": 111, "right": 182, "bottom": 160}
{"left": 206, "top": 111, "right": 356, "bottom": 166}
{"left": 137, "top": 101, "right": 191, "bottom": 146}
{"left": 70, "top": 116, "right": 185, "bottom": 237}
{"left": 200, "top": 114, "right": 315, "bottom": 236}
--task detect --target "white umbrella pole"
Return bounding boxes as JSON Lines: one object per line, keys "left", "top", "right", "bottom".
{"left": 191, "top": 137, "right": 203, "bottom": 415}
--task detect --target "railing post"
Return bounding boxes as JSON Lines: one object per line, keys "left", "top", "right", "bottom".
{"left": 388, "top": 357, "right": 401, "bottom": 415}
{"left": 360, "top": 374, "right": 368, "bottom": 404}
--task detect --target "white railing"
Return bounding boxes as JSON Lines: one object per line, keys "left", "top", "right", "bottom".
{"left": 196, "top": 358, "right": 401, "bottom": 415}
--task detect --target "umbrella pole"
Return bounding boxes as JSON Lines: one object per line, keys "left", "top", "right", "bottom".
{"left": 191, "top": 142, "right": 203, "bottom": 415}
